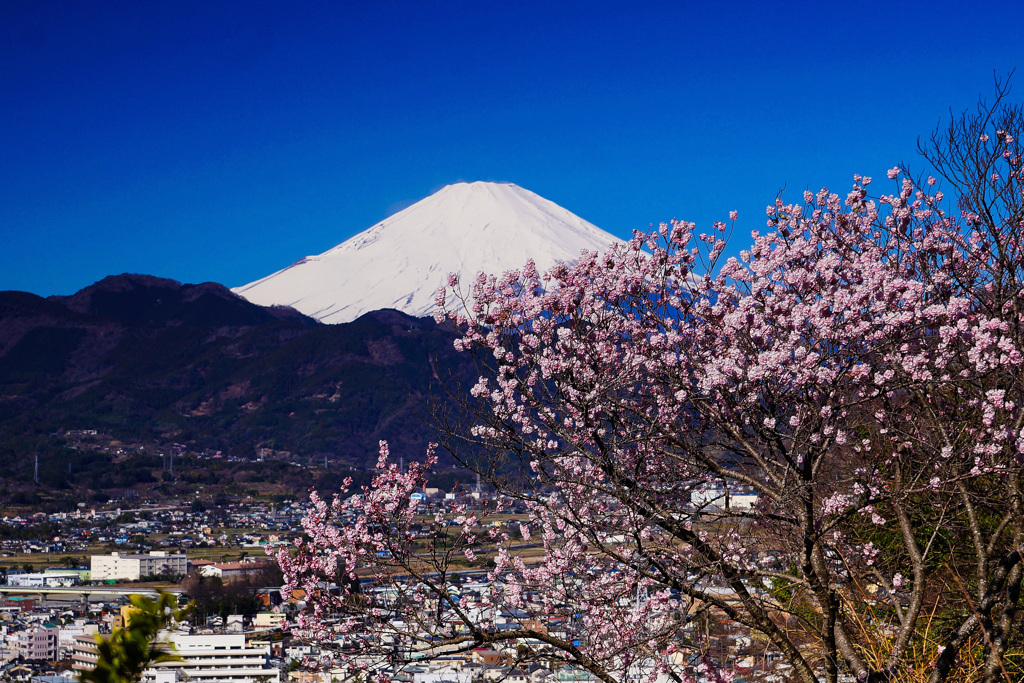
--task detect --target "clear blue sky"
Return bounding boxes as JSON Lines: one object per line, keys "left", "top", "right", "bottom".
{"left": 2, "top": 0, "right": 1022, "bottom": 296}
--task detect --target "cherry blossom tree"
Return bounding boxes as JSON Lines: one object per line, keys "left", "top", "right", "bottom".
{"left": 277, "top": 84, "right": 1024, "bottom": 683}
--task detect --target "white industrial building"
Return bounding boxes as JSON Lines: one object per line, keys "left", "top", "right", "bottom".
{"left": 89, "top": 551, "right": 187, "bottom": 581}
{"left": 6, "top": 571, "right": 81, "bottom": 587}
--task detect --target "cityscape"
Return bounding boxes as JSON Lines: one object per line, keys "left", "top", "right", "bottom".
{"left": 2, "top": 3, "right": 1021, "bottom": 683}
{"left": 1, "top": 469, "right": 776, "bottom": 682}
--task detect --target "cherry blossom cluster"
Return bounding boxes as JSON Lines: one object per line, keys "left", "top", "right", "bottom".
{"left": 429, "top": 153, "right": 1024, "bottom": 681}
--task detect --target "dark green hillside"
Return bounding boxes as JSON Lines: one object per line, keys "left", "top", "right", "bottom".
{"left": 0, "top": 275, "right": 476, "bottom": 502}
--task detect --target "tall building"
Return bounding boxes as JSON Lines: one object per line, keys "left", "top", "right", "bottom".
{"left": 90, "top": 551, "right": 187, "bottom": 581}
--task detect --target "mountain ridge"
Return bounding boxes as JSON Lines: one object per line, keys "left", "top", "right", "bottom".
{"left": 0, "top": 275, "right": 475, "bottom": 498}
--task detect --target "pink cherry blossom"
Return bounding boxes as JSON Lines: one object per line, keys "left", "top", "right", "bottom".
{"left": 280, "top": 91, "right": 1024, "bottom": 683}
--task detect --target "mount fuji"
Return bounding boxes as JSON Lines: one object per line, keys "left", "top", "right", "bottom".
{"left": 232, "top": 182, "right": 624, "bottom": 324}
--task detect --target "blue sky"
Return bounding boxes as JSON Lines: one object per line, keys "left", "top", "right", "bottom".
{"left": 2, "top": 1, "right": 1022, "bottom": 296}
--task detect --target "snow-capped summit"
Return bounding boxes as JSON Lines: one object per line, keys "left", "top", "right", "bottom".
{"left": 232, "top": 181, "right": 623, "bottom": 324}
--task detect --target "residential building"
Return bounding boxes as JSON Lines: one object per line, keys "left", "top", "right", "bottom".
{"left": 74, "top": 632, "right": 279, "bottom": 682}
{"left": 90, "top": 551, "right": 187, "bottom": 581}
{"left": 71, "top": 634, "right": 100, "bottom": 672}
{"left": 15, "top": 625, "right": 58, "bottom": 661}
{"left": 58, "top": 623, "right": 98, "bottom": 657}
{"left": 253, "top": 612, "right": 286, "bottom": 629}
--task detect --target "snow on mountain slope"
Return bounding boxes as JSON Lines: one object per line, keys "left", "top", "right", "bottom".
{"left": 232, "top": 182, "right": 624, "bottom": 324}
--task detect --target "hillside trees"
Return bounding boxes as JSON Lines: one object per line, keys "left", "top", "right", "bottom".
{"left": 277, "top": 85, "right": 1024, "bottom": 683}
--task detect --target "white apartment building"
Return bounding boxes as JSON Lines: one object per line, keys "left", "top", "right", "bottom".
{"left": 90, "top": 551, "right": 187, "bottom": 581}
{"left": 159, "top": 633, "right": 279, "bottom": 681}
{"left": 75, "top": 632, "right": 280, "bottom": 683}
{"left": 59, "top": 622, "right": 98, "bottom": 656}
{"left": 71, "top": 634, "right": 100, "bottom": 672}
